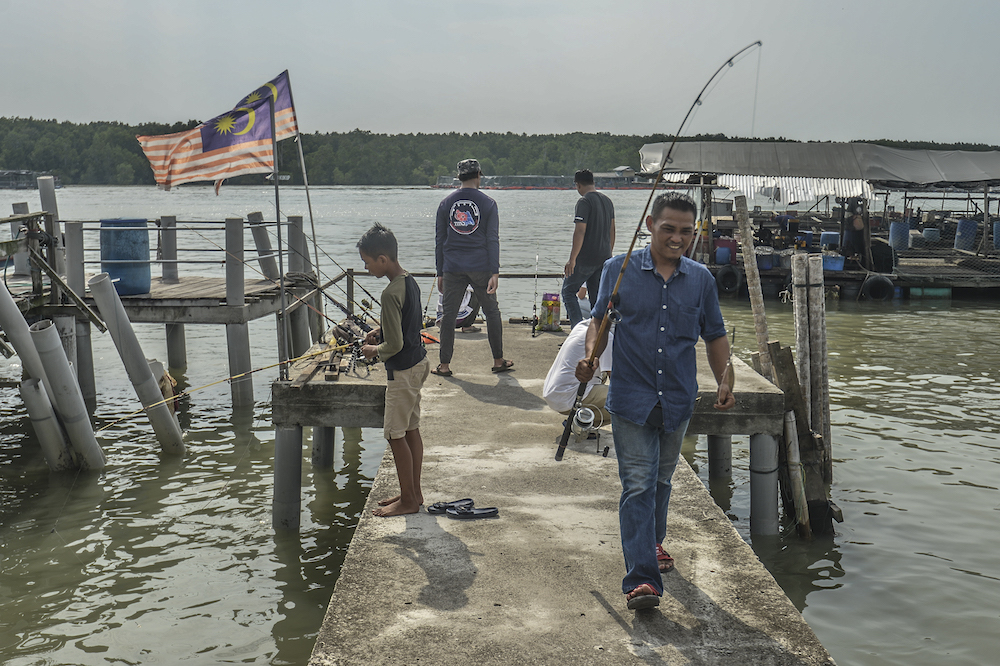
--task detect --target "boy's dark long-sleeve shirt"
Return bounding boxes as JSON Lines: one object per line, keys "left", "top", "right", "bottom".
{"left": 377, "top": 272, "right": 426, "bottom": 373}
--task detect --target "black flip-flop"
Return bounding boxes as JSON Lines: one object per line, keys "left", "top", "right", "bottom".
{"left": 427, "top": 498, "right": 473, "bottom": 514}
{"left": 431, "top": 365, "right": 453, "bottom": 377}
{"left": 446, "top": 505, "right": 499, "bottom": 519}
{"left": 491, "top": 360, "right": 514, "bottom": 373}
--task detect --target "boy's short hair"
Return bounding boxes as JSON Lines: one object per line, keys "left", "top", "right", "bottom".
{"left": 357, "top": 222, "right": 398, "bottom": 261}
{"left": 651, "top": 192, "right": 697, "bottom": 221}
{"left": 574, "top": 169, "right": 594, "bottom": 186}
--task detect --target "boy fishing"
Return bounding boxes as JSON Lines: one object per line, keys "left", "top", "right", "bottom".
{"left": 358, "top": 223, "right": 430, "bottom": 517}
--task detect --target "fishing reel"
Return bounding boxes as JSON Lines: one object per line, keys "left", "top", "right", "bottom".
{"left": 570, "top": 406, "right": 610, "bottom": 457}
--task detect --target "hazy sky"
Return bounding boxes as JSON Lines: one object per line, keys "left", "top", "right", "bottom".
{"left": 3, "top": 0, "right": 999, "bottom": 145}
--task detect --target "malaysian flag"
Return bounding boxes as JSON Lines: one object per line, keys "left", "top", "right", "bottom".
{"left": 137, "top": 70, "right": 299, "bottom": 191}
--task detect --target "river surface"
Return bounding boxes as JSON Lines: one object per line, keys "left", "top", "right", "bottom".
{"left": 2, "top": 185, "right": 999, "bottom": 665}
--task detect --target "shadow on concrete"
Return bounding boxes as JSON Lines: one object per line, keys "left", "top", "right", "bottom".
{"left": 592, "top": 568, "right": 816, "bottom": 665}
{"left": 442, "top": 373, "right": 548, "bottom": 411}
{"left": 381, "top": 513, "right": 477, "bottom": 611}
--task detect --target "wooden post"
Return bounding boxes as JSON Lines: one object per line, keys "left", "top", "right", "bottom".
{"left": 768, "top": 340, "right": 831, "bottom": 534}
{"left": 791, "top": 253, "right": 811, "bottom": 413}
{"left": 287, "top": 216, "right": 312, "bottom": 359}
{"left": 807, "top": 255, "right": 832, "bottom": 482}
{"left": 783, "top": 411, "right": 812, "bottom": 538}
{"left": 735, "top": 195, "right": 773, "bottom": 380}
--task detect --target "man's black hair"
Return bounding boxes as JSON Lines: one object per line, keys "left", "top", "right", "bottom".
{"left": 458, "top": 170, "right": 481, "bottom": 182}
{"left": 357, "top": 222, "right": 398, "bottom": 261}
{"left": 651, "top": 192, "right": 697, "bottom": 221}
{"left": 574, "top": 169, "right": 594, "bottom": 186}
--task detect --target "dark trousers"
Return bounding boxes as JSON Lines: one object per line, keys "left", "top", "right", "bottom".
{"left": 439, "top": 272, "right": 503, "bottom": 364}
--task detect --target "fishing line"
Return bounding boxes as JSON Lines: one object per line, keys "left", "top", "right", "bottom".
{"left": 259, "top": 209, "right": 383, "bottom": 308}
{"left": 555, "top": 40, "right": 763, "bottom": 462}
{"left": 181, "top": 223, "right": 378, "bottom": 330}
{"left": 95, "top": 343, "right": 351, "bottom": 433}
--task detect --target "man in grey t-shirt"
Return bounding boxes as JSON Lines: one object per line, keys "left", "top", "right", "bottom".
{"left": 562, "top": 169, "right": 615, "bottom": 329}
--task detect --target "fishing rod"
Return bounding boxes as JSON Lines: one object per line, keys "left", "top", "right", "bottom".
{"left": 96, "top": 343, "right": 352, "bottom": 433}
{"left": 531, "top": 252, "right": 539, "bottom": 338}
{"left": 555, "top": 40, "right": 762, "bottom": 462}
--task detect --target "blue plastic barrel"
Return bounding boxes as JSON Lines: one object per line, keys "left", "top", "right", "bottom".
{"left": 715, "top": 246, "right": 731, "bottom": 265}
{"left": 922, "top": 228, "right": 941, "bottom": 242}
{"left": 954, "top": 219, "right": 977, "bottom": 251}
{"left": 820, "top": 231, "right": 839, "bottom": 248}
{"left": 100, "top": 218, "right": 151, "bottom": 295}
{"left": 994, "top": 221, "right": 1000, "bottom": 250}
{"left": 889, "top": 221, "right": 909, "bottom": 252}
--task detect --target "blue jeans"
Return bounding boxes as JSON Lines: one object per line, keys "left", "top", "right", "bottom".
{"left": 561, "top": 262, "right": 604, "bottom": 329}
{"left": 612, "top": 412, "right": 690, "bottom": 595}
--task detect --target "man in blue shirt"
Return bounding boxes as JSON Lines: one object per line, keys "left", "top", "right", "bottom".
{"left": 433, "top": 159, "right": 512, "bottom": 376}
{"left": 575, "top": 192, "right": 735, "bottom": 611}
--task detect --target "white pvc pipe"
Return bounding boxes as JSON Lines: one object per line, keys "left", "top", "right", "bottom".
{"left": 30, "top": 320, "right": 105, "bottom": 470}
{"left": 749, "top": 433, "right": 779, "bottom": 535}
{"left": 88, "top": 272, "right": 185, "bottom": 454}
{"left": 37, "top": 176, "right": 65, "bottom": 276}
{"left": 20, "top": 377, "right": 77, "bottom": 471}
{"left": 0, "top": 279, "right": 55, "bottom": 404}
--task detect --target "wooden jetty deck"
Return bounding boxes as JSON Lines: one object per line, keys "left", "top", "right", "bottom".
{"left": 268, "top": 323, "right": 831, "bottom": 664}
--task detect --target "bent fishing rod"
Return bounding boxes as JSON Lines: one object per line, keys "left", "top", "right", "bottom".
{"left": 555, "top": 40, "right": 762, "bottom": 462}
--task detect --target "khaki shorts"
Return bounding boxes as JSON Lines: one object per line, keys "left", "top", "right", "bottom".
{"left": 384, "top": 356, "right": 430, "bottom": 440}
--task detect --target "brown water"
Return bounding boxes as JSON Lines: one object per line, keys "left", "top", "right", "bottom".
{"left": 3, "top": 186, "right": 1000, "bottom": 664}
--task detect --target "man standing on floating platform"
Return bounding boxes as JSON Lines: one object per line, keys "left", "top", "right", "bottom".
{"left": 562, "top": 169, "right": 615, "bottom": 329}
{"left": 575, "top": 192, "right": 735, "bottom": 611}
{"left": 432, "top": 159, "right": 512, "bottom": 376}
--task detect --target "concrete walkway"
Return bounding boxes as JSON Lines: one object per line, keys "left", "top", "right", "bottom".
{"left": 309, "top": 324, "right": 835, "bottom": 665}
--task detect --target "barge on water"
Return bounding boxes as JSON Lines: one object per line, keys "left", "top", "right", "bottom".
{"left": 638, "top": 140, "right": 1000, "bottom": 301}
{"left": 434, "top": 166, "right": 650, "bottom": 190}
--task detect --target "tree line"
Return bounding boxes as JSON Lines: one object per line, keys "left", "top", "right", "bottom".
{"left": 2, "top": 115, "right": 999, "bottom": 187}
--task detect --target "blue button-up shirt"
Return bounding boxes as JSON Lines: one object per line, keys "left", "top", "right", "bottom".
{"left": 591, "top": 248, "right": 727, "bottom": 432}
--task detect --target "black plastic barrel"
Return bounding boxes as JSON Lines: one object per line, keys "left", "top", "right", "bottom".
{"left": 100, "top": 219, "right": 151, "bottom": 295}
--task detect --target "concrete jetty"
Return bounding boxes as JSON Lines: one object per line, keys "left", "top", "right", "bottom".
{"left": 308, "top": 323, "right": 834, "bottom": 665}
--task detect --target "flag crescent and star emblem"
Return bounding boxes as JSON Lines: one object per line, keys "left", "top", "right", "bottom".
{"left": 449, "top": 200, "right": 481, "bottom": 234}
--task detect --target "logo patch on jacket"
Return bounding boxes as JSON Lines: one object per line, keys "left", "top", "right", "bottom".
{"left": 449, "top": 200, "right": 481, "bottom": 235}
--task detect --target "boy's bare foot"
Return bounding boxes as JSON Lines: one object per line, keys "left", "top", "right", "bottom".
{"left": 373, "top": 499, "right": 420, "bottom": 517}
{"left": 377, "top": 494, "right": 423, "bottom": 507}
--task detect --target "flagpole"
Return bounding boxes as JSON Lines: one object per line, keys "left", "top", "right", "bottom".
{"left": 271, "top": 97, "right": 290, "bottom": 380}
{"left": 284, "top": 71, "right": 323, "bottom": 320}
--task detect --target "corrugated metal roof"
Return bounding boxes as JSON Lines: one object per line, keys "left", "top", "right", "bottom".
{"left": 640, "top": 141, "right": 1000, "bottom": 192}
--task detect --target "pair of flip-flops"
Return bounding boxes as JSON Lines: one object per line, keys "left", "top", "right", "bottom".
{"left": 426, "top": 498, "right": 499, "bottom": 519}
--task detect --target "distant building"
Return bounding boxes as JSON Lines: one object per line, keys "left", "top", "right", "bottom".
{"left": 0, "top": 170, "right": 61, "bottom": 190}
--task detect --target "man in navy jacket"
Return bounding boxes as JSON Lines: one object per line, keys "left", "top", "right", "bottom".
{"left": 433, "top": 159, "right": 512, "bottom": 376}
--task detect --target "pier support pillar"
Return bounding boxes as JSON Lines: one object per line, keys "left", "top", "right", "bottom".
{"left": 226, "top": 323, "right": 254, "bottom": 407}
{"left": 63, "top": 221, "right": 95, "bottom": 410}
{"left": 312, "top": 426, "right": 336, "bottom": 468}
{"left": 247, "top": 211, "right": 280, "bottom": 280}
{"left": 37, "top": 176, "right": 65, "bottom": 276}
{"left": 166, "top": 323, "right": 187, "bottom": 371}
{"left": 707, "top": 434, "right": 732, "bottom": 478}
{"left": 225, "top": 217, "right": 253, "bottom": 406}
{"left": 9, "top": 202, "right": 30, "bottom": 276}
{"left": 273, "top": 424, "right": 304, "bottom": 530}
{"left": 749, "top": 433, "right": 779, "bottom": 535}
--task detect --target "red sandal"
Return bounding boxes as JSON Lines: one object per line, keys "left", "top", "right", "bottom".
{"left": 657, "top": 543, "right": 675, "bottom": 572}
{"left": 626, "top": 583, "right": 660, "bottom": 610}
